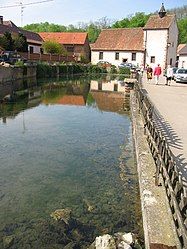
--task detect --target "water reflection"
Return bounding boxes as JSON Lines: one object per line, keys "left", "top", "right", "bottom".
{"left": 0, "top": 76, "right": 141, "bottom": 248}
{"left": 0, "top": 75, "right": 130, "bottom": 122}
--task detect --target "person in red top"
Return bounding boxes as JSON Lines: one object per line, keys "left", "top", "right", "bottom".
{"left": 154, "top": 64, "right": 162, "bottom": 85}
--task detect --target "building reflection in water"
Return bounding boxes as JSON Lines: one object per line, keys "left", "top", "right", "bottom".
{"left": 0, "top": 77, "right": 131, "bottom": 124}
{"left": 90, "top": 80, "right": 130, "bottom": 113}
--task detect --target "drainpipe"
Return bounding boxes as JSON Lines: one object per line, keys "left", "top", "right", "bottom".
{"left": 143, "top": 30, "right": 147, "bottom": 68}
{"left": 165, "top": 29, "right": 170, "bottom": 69}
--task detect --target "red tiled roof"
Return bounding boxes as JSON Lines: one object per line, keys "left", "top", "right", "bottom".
{"left": 42, "top": 95, "right": 85, "bottom": 106}
{"left": 177, "top": 44, "right": 186, "bottom": 53}
{"left": 177, "top": 44, "right": 187, "bottom": 55}
{"left": 57, "top": 95, "right": 85, "bottom": 106}
{"left": 0, "top": 21, "right": 43, "bottom": 43}
{"left": 144, "top": 14, "right": 175, "bottom": 30}
{"left": 39, "top": 32, "right": 88, "bottom": 45}
{"left": 91, "top": 28, "right": 144, "bottom": 51}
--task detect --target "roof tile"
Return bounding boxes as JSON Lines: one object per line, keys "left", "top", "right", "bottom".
{"left": 144, "top": 14, "right": 175, "bottom": 30}
{"left": 91, "top": 28, "right": 144, "bottom": 51}
{"left": 39, "top": 32, "right": 88, "bottom": 45}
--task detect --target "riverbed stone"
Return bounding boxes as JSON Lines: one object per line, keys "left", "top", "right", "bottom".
{"left": 50, "top": 208, "right": 71, "bottom": 224}
{"left": 3, "top": 235, "right": 14, "bottom": 248}
{"left": 95, "top": 234, "right": 116, "bottom": 249}
{"left": 121, "top": 233, "right": 134, "bottom": 245}
{"left": 117, "top": 241, "right": 132, "bottom": 249}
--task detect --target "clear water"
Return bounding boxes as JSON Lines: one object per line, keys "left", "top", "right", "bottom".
{"left": 0, "top": 76, "right": 142, "bottom": 248}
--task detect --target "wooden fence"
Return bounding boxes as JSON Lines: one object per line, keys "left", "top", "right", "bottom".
{"left": 18, "top": 52, "right": 75, "bottom": 63}
{"left": 135, "top": 77, "right": 187, "bottom": 248}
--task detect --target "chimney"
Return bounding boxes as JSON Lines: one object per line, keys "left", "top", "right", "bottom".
{"left": 0, "top": 16, "right": 3, "bottom": 25}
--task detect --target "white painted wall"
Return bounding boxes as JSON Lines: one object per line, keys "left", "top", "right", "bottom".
{"left": 91, "top": 50, "right": 144, "bottom": 67}
{"left": 167, "top": 19, "right": 178, "bottom": 67}
{"left": 28, "top": 44, "right": 41, "bottom": 54}
{"left": 90, "top": 80, "right": 126, "bottom": 92}
{"left": 144, "top": 29, "right": 168, "bottom": 69}
{"left": 178, "top": 55, "right": 187, "bottom": 68}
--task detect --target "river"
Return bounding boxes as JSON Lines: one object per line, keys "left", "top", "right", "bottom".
{"left": 0, "top": 76, "right": 142, "bottom": 248}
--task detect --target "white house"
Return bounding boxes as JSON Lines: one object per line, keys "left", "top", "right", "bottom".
{"left": 91, "top": 4, "right": 178, "bottom": 70}
{"left": 143, "top": 4, "right": 178, "bottom": 69}
{"left": 177, "top": 44, "right": 187, "bottom": 68}
{"left": 91, "top": 28, "right": 144, "bottom": 67}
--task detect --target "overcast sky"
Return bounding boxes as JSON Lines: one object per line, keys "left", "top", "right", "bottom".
{"left": 0, "top": 0, "right": 186, "bottom": 27}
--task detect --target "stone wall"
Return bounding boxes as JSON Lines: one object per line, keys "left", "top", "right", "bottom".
{"left": 0, "top": 65, "right": 37, "bottom": 100}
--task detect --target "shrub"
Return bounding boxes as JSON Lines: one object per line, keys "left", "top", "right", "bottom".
{"left": 110, "top": 65, "right": 117, "bottom": 74}
{"left": 119, "top": 67, "right": 130, "bottom": 75}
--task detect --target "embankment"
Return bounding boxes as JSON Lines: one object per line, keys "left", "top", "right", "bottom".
{"left": 131, "top": 89, "right": 180, "bottom": 249}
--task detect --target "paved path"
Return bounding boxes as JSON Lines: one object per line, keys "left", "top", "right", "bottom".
{"left": 142, "top": 73, "right": 187, "bottom": 186}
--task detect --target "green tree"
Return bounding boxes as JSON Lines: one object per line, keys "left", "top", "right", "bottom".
{"left": 0, "top": 32, "right": 14, "bottom": 51}
{"left": 112, "top": 12, "right": 150, "bottom": 28}
{"left": 42, "top": 40, "right": 65, "bottom": 54}
{"left": 0, "top": 35, "right": 8, "bottom": 50}
{"left": 14, "top": 33, "right": 28, "bottom": 52}
{"left": 177, "top": 18, "right": 187, "bottom": 44}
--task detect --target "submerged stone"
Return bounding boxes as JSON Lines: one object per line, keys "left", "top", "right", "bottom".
{"left": 50, "top": 208, "right": 71, "bottom": 224}
{"left": 95, "top": 234, "right": 116, "bottom": 249}
{"left": 3, "top": 235, "right": 14, "bottom": 248}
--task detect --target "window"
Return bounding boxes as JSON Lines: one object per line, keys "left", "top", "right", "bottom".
{"left": 132, "top": 53, "right": 136, "bottom": 61}
{"left": 67, "top": 46, "right": 74, "bottom": 52}
{"left": 115, "top": 52, "right": 119, "bottom": 60}
{"left": 29, "top": 46, "right": 34, "bottom": 54}
{"left": 150, "top": 56, "right": 155, "bottom": 63}
{"left": 170, "top": 58, "right": 172, "bottom": 65}
{"left": 99, "top": 52, "right": 103, "bottom": 60}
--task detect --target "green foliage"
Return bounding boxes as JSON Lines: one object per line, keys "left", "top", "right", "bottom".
{"left": 42, "top": 41, "right": 64, "bottom": 54}
{"left": 87, "top": 23, "right": 101, "bottom": 43}
{"left": 0, "top": 32, "right": 28, "bottom": 52}
{"left": 0, "top": 32, "right": 14, "bottom": 51}
{"left": 112, "top": 12, "right": 150, "bottom": 28}
{"left": 13, "top": 33, "right": 28, "bottom": 52}
{"left": 177, "top": 18, "right": 187, "bottom": 44}
{"left": 36, "top": 62, "right": 107, "bottom": 78}
{"left": 87, "top": 64, "right": 107, "bottom": 74}
{"left": 37, "top": 63, "right": 57, "bottom": 78}
{"left": 110, "top": 65, "right": 117, "bottom": 74}
{"left": 0, "top": 35, "right": 8, "bottom": 49}
{"left": 119, "top": 67, "right": 130, "bottom": 75}
{"left": 23, "top": 22, "right": 67, "bottom": 32}
{"left": 14, "top": 60, "right": 25, "bottom": 67}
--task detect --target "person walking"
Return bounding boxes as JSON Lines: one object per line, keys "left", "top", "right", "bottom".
{"left": 165, "top": 65, "right": 173, "bottom": 86}
{"left": 146, "top": 65, "right": 153, "bottom": 82}
{"left": 154, "top": 64, "right": 162, "bottom": 85}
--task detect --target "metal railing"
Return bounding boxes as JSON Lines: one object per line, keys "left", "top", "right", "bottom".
{"left": 134, "top": 76, "right": 187, "bottom": 248}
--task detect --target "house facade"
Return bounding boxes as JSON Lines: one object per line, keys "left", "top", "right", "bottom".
{"left": 0, "top": 16, "right": 43, "bottom": 53}
{"left": 91, "top": 28, "right": 144, "bottom": 67}
{"left": 177, "top": 44, "right": 187, "bottom": 68}
{"left": 91, "top": 4, "right": 178, "bottom": 69}
{"left": 143, "top": 4, "right": 178, "bottom": 69}
{"left": 39, "top": 32, "right": 90, "bottom": 62}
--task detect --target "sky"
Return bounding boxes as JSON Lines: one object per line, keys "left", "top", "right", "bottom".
{"left": 0, "top": 0, "right": 186, "bottom": 27}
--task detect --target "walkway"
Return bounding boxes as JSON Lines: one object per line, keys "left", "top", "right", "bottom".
{"left": 142, "top": 73, "right": 187, "bottom": 186}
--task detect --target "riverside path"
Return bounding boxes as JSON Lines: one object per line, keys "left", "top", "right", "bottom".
{"left": 142, "top": 73, "right": 187, "bottom": 186}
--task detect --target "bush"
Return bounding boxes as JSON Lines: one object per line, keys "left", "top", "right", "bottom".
{"left": 37, "top": 63, "right": 57, "bottom": 78}
{"left": 119, "top": 67, "right": 130, "bottom": 75}
{"left": 36, "top": 62, "right": 108, "bottom": 78}
{"left": 110, "top": 65, "right": 117, "bottom": 74}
